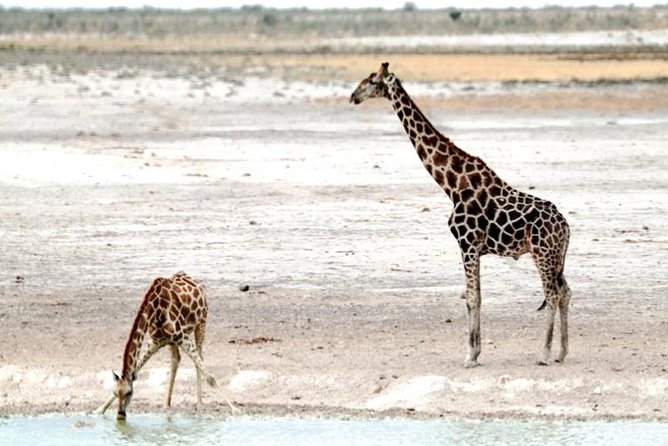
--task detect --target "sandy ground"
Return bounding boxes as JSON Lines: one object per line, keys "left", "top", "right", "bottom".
{"left": 0, "top": 62, "right": 667, "bottom": 422}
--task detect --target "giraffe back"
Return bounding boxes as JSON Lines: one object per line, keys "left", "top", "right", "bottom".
{"left": 145, "top": 272, "right": 208, "bottom": 344}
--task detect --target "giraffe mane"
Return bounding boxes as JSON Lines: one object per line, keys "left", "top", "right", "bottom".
{"left": 121, "top": 278, "right": 163, "bottom": 378}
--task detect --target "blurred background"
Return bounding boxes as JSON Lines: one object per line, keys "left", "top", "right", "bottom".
{"left": 1, "top": 1, "right": 667, "bottom": 84}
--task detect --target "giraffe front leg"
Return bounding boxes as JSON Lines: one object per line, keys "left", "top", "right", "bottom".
{"left": 95, "top": 393, "right": 117, "bottom": 415}
{"left": 464, "top": 294, "right": 482, "bottom": 368}
{"left": 179, "top": 336, "right": 239, "bottom": 413}
{"left": 165, "top": 345, "right": 181, "bottom": 407}
{"left": 461, "top": 250, "right": 482, "bottom": 368}
{"left": 134, "top": 339, "right": 163, "bottom": 373}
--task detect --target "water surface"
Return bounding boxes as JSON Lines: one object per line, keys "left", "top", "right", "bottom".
{"left": 1, "top": 414, "right": 666, "bottom": 446}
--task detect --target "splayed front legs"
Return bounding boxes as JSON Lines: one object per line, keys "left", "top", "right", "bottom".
{"left": 96, "top": 337, "right": 237, "bottom": 415}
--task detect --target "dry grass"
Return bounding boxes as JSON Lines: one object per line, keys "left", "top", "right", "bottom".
{"left": 422, "top": 86, "right": 668, "bottom": 111}
{"left": 2, "top": 33, "right": 667, "bottom": 84}
{"left": 265, "top": 53, "right": 668, "bottom": 83}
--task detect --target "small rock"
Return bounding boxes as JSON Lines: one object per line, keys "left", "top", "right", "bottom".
{"left": 238, "top": 284, "right": 250, "bottom": 292}
{"left": 444, "top": 318, "right": 452, "bottom": 323}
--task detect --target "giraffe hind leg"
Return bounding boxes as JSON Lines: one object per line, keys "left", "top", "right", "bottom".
{"left": 534, "top": 260, "right": 568, "bottom": 366}
{"left": 555, "top": 273, "right": 571, "bottom": 363}
{"left": 538, "top": 299, "right": 557, "bottom": 366}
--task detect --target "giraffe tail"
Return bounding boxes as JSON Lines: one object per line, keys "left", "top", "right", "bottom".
{"left": 537, "top": 268, "right": 568, "bottom": 311}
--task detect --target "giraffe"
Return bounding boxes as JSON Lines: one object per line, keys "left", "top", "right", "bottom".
{"left": 95, "top": 271, "right": 236, "bottom": 419}
{"left": 350, "top": 63, "right": 571, "bottom": 368}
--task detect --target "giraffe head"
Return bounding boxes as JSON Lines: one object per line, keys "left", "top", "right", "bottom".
{"left": 350, "top": 62, "right": 396, "bottom": 105}
{"left": 113, "top": 371, "right": 136, "bottom": 421}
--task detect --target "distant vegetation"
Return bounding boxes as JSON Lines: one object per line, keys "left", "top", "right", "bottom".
{"left": 0, "top": 5, "right": 666, "bottom": 37}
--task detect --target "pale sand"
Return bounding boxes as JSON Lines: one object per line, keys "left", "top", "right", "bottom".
{"left": 0, "top": 65, "right": 666, "bottom": 421}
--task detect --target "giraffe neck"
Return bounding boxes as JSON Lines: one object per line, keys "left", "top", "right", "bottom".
{"left": 121, "top": 293, "right": 152, "bottom": 379}
{"left": 386, "top": 80, "right": 479, "bottom": 201}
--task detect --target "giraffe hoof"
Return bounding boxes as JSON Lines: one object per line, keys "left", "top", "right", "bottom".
{"left": 463, "top": 360, "right": 479, "bottom": 369}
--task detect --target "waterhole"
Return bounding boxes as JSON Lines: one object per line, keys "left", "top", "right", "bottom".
{"left": 0, "top": 414, "right": 665, "bottom": 445}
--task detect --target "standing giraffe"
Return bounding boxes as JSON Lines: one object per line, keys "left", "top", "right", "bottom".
{"left": 96, "top": 271, "right": 236, "bottom": 419}
{"left": 350, "top": 63, "right": 571, "bottom": 367}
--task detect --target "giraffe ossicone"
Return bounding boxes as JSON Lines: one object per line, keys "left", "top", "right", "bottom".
{"left": 351, "top": 63, "right": 571, "bottom": 368}
{"left": 95, "top": 271, "right": 237, "bottom": 419}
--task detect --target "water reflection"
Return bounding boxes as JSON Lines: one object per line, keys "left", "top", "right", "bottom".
{"left": 0, "top": 414, "right": 666, "bottom": 446}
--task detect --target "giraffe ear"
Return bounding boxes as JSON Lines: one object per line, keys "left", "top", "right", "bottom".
{"left": 385, "top": 74, "right": 396, "bottom": 84}
{"left": 112, "top": 371, "right": 121, "bottom": 382}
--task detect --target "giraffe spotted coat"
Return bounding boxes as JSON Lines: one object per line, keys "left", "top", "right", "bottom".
{"left": 96, "top": 272, "right": 235, "bottom": 419}
{"left": 351, "top": 63, "right": 571, "bottom": 368}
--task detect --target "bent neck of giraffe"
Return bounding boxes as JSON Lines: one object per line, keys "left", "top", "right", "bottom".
{"left": 121, "top": 308, "right": 148, "bottom": 379}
